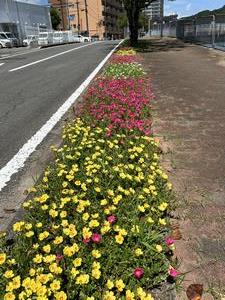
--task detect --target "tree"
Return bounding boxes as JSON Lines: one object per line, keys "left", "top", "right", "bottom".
{"left": 117, "top": 12, "right": 148, "bottom": 32}
{"left": 122, "top": 0, "right": 157, "bottom": 46}
{"left": 50, "top": 7, "right": 61, "bottom": 30}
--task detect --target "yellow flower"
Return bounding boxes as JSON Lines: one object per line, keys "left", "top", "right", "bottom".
{"left": 71, "top": 267, "right": 80, "bottom": 277}
{"left": 126, "top": 290, "right": 135, "bottom": 300}
{"left": 49, "top": 263, "right": 62, "bottom": 274}
{"left": 156, "top": 245, "right": 163, "bottom": 253}
{"left": 4, "top": 293, "right": 15, "bottom": 300}
{"left": 100, "top": 199, "right": 108, "bottom": 206}
{"left": 50, "top": 279, "right": 61, "bottom": 291}
{"left": 92, "top": 250, "right": 101, "bottom": 259}
{"left": 159, "top": 218, "right": 166, "bottom": 226}
{"left": 106, "top": 279, "right": 114, "bottom": 290}
{"left": 82, "top": 227, "right": 92, "bottom": 239}
{"left": 4, "top": 270, "right": 14, "bottom": 279}
{"left": 115, "top": 279, "right": 125, "bottom": 292}
{"left": 103, "top": 291, "right": 116, "bottom": 300}
{"left": 89, "top": 219, "right": 100, "bottom": 228}
{"left": 138, "top": 205, "right": 145, "bottom": 212}
{"left": 135, "top": 248, "right": 143, "bottom": 256}
{"left": 12, "top": 276, "right": 21, "bottom": 289}
{"left": 33, "top": 254, "right": 43, "bottom": 264}
{"left": 76, "top": 274, "right": 90, "bottom": 285}
{"left": 131, "top": 225, "right": 140, "bottom": 233}
{"left": 87, "top": 297, "right": 95, "bottom": 300}
{"left": 115, "top": 234, "right": 124, "bottom": 244}
{"left": 43, "top": 244, "right": 51, "bottom": 253}
{"left": 94, "top": 187, "right": 101, "bottom": 193}
{"left": 43, "top": 254, "right": 56, "bottom": 263}
{"left": 29, "top": 268, "right": 36, "bottom": 276}
{"left": 25, "top": 231, "right": 34, "bottom": 238}
{"left": 55, "top": 291, "right": 67, "bottom": 300}
{"left": 13, "top": 221, "right": 25, "bottom": 232}
{"left": 39, "top": 231, "right": 49, "bottom": 241}
{"left": 49, "top": 209, "right": 58, "bottom": 218}
{"left": 147, "top": 217, "right": 154, "bottom": 224}
{"left": 63, "top": 224, "right": 77, "bottom": 238}
{"left": 158, "top": 202, "right": 168, "bottom": 211}
{"left": 73, "top": 258, "right": 82, "bottom": 267}
{"left": 167, "top": 182, "right": 172, "bottom": 190}
{"left": 60, "top": 211, "right": 67, "bottom": 218}
{"left": 92, "top": 268, "right": 101, "bottom": 279}
{"left": 82, "top": 212, "right": 90, "bottom": 221}
{"left": 53, "top": 236, "right": 63, "bottom": 245}
{"left": 0, "top": 253, "right": 6, "bottom": 265}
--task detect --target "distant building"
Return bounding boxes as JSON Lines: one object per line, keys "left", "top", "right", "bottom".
{"left": 145, "top": 0, "right": 162, "bottom": 20}
{"left": 49, "top": 0, "right": 124, "bottom": 39}
{"left": 0, "top": 0, "right": 52, "bottom": 40}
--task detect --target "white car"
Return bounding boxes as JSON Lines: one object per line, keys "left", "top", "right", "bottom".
{"left": 23, "top": 35, "right": 38, "bottom": 47}
{"left": 73, "top": 34, "right": 91, "bottom": 43}
{"left": 0, "top": 33, "right": 13, "bottom": 48}
{"left": 0, "top": 32, "right": 18, "bottom": 47}
{"left": 38, "top": 32, "right": 53, "bottom": 45}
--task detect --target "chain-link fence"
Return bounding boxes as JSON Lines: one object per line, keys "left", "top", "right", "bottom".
{"left": 149, "top": 14, "right": 225, "bottom": 50}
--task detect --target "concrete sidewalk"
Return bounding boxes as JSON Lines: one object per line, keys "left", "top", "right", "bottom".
{"left": 141, "top": 38, "right": 225, "bottom": 299}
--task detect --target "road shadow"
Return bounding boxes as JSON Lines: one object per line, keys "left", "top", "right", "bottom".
{"left": 131, "top": 38, "right": 187, "bottom": 53}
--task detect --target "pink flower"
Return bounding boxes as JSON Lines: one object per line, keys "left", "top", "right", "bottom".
{"left": 83, "top": 238, "right": 91, "bottom": 244}
{"left": 91, "top": 233, "right": 102, "bottom": 244}
{"left": 133, "top": 267, "right": 144, "bottom": 279}
{"left": 168, "top": 266, "right": 178, "bottom": 278}
{"left": 107, "top": 215, "right": 117, "bottom": 224}
{"left": 165, "top": 237, "right": 174, "bottom": 246}
{"left": 56, "top": 254, "right": 63, "bottom": 261}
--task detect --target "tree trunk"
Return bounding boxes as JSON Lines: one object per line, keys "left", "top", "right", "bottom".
{"left": 126, "top": 3, "right": 140, "bottom": 46}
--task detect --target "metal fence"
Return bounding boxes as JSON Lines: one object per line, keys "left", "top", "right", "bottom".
{"left": 149, "top": 14, "right": 225, "bottom": 50}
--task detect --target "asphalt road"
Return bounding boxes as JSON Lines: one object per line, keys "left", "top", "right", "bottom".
{"left": 0, "top": 41, "right": 119, "bottom": 169}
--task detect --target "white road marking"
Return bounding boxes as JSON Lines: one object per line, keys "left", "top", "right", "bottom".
{"left": 0, "top": 48, "right": 41, "bottom": 60}
{"left": 0, "top": 40, "right": 124, "bottom": 191}
{"left": 9, "top": 42, "right": 100, "bottom": 72}
{"left": 0, "top": 63, "right": 4, "bottom": 66}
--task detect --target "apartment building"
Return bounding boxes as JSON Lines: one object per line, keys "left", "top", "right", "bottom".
{"left": 145, "top": 0, "right": 162, "bottom": 20}
{"left": 49, "top": 0, "right": 124, "bottom": 39}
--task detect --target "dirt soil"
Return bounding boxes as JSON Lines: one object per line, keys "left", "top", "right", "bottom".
{"left": 141, "top": 38, "right": 225, "bottom": 300}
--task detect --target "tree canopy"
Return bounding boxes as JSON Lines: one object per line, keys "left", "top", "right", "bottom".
{"left": 50, "top": 7, "right": 61, "bottom": 30}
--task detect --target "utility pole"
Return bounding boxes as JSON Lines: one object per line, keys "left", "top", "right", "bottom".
{"left": 160, "top": 0, "right": 164, "bottom": 38}
{"left": 84, "top": 0, "right": 89, "bottom": 36}
{"left": 104, "top": 0, "right": 107, "bottom": 39}
{"left": 66, "top": 0, "right": 70, "bottom": 30}
{"left": 76, "top": 1, "right": 80, "bottom": 34}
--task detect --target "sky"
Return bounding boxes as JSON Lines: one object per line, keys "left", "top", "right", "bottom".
{"left": 164, "top": 0, "right": 225, "bottom": 17}
{"left": 17, "top": 0, "right": 225, "bottom": 17}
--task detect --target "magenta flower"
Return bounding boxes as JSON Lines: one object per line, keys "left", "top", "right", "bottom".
{"left": 165, "top": 237, "right": 174, "bottom": 246}
{"left": 133, "top": 267, "right": 144, "bottom": 279}
{"left": 56, "top": 254, "right": 63, "bottom": 261}
{"left": 91, "top": 233, "right": 102, "bottom": 244}
{"left": 168, "top": 266, "right": 178, "bottom": 278}
{"left": 107, "top": 215, "right": 117, "bottom": 224}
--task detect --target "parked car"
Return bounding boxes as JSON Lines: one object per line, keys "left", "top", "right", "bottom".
{"left": 23, "top": 35, "right": 38, "bottom": 47}
{"left": 0, "top": 33, "right": 12, "bottom": 48}
{"left": 38, "top": 32, "right": 53, "bottom": 45}
{"left": 73, "top": 34, "right": 91, "bottom": 43}
{"left": 0, "top": 32, "right": 19, "bottom": 47}
{"left": 53, "top": 31, "right": 63, "bottom": 44}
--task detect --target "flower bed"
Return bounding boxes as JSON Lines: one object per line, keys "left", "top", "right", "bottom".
{"left": 0, "top": 48, "right": 177, "bottom": 300}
